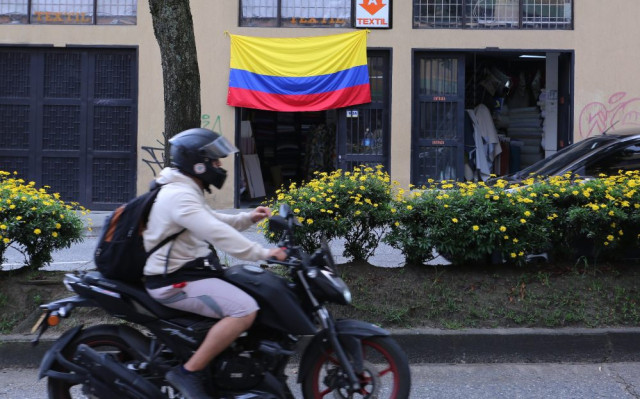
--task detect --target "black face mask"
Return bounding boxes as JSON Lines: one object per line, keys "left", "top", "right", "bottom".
{"left": 195, "top": 164, "right": 227, "bottom": 193}
{"left": 209, "top": 166, "right": 227, "bottom": 190}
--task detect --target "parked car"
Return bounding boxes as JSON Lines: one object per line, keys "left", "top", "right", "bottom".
{"left": 488, "top": 130, "right": 640, "bottom": 184}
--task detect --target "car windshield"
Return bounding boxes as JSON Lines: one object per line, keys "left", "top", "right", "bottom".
{"left": 510, "top": 136, "right": 619, "bottom": 179}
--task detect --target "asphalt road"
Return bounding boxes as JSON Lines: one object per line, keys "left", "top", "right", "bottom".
{"left": 2, "top": 362, "right": 640, "bottom": 398}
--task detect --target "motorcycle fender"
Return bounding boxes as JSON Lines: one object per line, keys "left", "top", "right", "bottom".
{"left": 297, "top": 319, "right": 390, "bottom": 383}
{"left": 38, "top": 325, "right": 84, "bottom": 379}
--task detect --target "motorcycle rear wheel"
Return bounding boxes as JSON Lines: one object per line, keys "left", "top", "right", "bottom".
{"left": 301, "top": 335, "right": 411, "bottom": 399}
{"left": 47, "top": 325, "right": 151, "bottom": 399}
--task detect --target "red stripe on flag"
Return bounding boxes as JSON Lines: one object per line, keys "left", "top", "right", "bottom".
{"left": 227, "top": 84, "right": 371, "bottom": 112}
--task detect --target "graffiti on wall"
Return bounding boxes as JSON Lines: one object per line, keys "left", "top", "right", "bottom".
{"left": 578, "top": 92, "right": 640, "bottom": 139}
{"left": 201, "top": 114, "right": 222, "bottom": 133}
{"left": 141, "top": 139, "right": 166, "bottom": 176}
{"left": 141, "top": 114, "right": 223, "bottom": 176}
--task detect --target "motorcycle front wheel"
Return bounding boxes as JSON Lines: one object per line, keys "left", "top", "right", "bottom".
{"left": 301, "top": 335, "right": 411, "bottom": 399}
{"left": 46, "top": 324, "right": 152, "bottom": 399}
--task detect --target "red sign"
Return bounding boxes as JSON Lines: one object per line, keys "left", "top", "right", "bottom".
{"left": 360, "top": 0, "right": 386, "bottom": 15}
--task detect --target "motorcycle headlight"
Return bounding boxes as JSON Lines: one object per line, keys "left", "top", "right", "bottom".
{"left": 311, "top": 269, "right": 352, "bottom": 305}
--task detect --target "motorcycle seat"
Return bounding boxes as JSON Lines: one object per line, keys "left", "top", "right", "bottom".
{"left": 82, "top": 271, "right": 210, "bottom": 322}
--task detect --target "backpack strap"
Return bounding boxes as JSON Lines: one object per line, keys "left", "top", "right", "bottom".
{"left": 147, "top": 228, "right": 186, "bottom": 256}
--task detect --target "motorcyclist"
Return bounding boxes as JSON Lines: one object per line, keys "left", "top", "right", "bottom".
{"left": 142, "top": 127, "right": 287, "bottom": 399}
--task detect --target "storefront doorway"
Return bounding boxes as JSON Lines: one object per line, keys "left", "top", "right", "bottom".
{"left": 235, "top": 50, "right": 391, "bottom": 208}
{"left": 411, "top": 50, "right": 573, "bottom": 186}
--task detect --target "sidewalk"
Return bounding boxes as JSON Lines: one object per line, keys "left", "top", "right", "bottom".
{"left": 2, "top": 209, "right": 640, "bottom": 368}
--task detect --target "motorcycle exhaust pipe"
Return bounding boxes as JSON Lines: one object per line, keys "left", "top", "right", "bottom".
{"left": 74, "top": 344, "right": 164, "bottom": 398}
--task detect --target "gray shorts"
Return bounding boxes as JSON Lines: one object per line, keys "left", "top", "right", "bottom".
{"left": 146, "top": 278, "right": 259, "bottom": 319}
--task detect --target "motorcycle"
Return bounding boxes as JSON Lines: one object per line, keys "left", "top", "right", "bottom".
{"left": 32, "top": 204, "right": 411, "bottom": 398}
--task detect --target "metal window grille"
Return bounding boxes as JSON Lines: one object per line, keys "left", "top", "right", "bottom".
{"left": 419, "top": 57, "right": 458, "bottom": 96}
{"left": 414, "top": 0, "right": 572, "bottom": 30}
{"left": 0, "top": 0, "right": 28, "bottom": 23}
{"left": 97, "top": 0, "right": 136, "bottom": 24}
{"left": 0, "top": 0, "right": 136, "bottom": 24}
{"left": 240, "top": 0, "right": 351, "bottom": 27}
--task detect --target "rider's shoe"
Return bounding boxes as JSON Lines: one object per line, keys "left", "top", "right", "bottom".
{"left": 166, "top": 365, "right": 211, "bottom": 399}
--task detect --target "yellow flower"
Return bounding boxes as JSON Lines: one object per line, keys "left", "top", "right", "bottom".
{"left": 452, "top": 218, "right": 458, "bottom": 223}
{"left": 607, "top": 235, "right": 614, "bottom": 241}
{"left": 394, "top": 221, "right": 400, "bottom": 227}
{"left": 510, "top": 253, "right": 517, "bottom": 258}
{"left": 499, "top": 226, "right": 507, "bottom": 232}
{"left": 306, "top": 218, "right": 313, "bottom": 225}
{"left": 293, "top": 208, "right": 300, "bottom": 214}
{"left": 472, "top": 225, "right": 479, "bottom": 231}
{"left": 524, "top": 211, "right": 531, "bottom": 217}
{"left": 34, "top": 228, "right": 41, "bottom": 235}
{"left": 2, "top": 238, "right": 9, "bottom": 244}
{"left": 520, "top": 218, "right": 527, "bottom": 224}
{"left": 52, "top": 232, "right": 58, "bottom": 238}
{"left": 407, "top": 205, "right": 413, "bottom": 210}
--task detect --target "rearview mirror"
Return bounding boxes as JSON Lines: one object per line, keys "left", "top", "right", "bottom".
{"left": 279, "top": 204, "right": 292, "bottom": 218}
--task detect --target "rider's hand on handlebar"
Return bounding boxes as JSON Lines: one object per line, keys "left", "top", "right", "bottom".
{"left": 267, "top": 247, "right": 287, "bottom": 261}
{"left": 250, "top": 206, "right": 272, "bottom": 223}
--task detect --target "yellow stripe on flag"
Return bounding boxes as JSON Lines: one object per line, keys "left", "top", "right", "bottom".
{"left": 230, "top": 30, "right": 368, "bottom": 78}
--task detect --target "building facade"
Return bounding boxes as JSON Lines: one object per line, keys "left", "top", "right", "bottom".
{"left": 1, "top": 1, "right": 638, "bottom": 210}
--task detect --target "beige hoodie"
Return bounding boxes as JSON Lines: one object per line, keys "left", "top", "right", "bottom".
{"left": 142, "top": 167, "right": 271, "bottom": 277}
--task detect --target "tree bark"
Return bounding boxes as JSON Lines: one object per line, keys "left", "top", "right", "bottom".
{"left": 148, "top": 0, "right": 201, "bottom": 166}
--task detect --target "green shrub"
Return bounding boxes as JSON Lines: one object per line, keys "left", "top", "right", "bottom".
{"left": 0, "top": 171, "right": 86, "bottom": 270}
{"left": 388, "top": 171, "right": 640, "bottom": 266}
{"left": 262, "top": 165, "right": 396, "bottom": 261}
{"left": 263, "top": 167, "right": 640, "bottom": 267}
{"left": 387, "top": 179, "right": 556, "bottom": 266}
{"left": 551, "top": 172, "right": 640, "bottom": 260}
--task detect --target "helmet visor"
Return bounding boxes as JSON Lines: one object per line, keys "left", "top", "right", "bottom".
{"left": 200, "top": 136, "right": 239, "bottom": 159}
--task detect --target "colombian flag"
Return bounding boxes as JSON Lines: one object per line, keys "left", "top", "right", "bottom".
{"left": 227, "top": 31, "right": 371, "bottom": 112}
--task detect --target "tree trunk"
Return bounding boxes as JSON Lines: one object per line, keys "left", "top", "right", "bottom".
{"left": 148, "top": 0, "right": 201, "bottom": 166}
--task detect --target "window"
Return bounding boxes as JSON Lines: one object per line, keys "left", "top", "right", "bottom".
{"left": 413, "top": 0, "right": 572, "bottom": 30}
{"left": 585, "top": 144, "right": 640, "bottom": 176}
{"left": 0, "top": 0, "right": 137, "bottom": 25}
{"left": 240, "top": 0, "right": 351, "bottom": 28}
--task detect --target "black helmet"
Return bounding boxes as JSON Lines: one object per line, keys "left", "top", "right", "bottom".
{"left": 169, "top": 128, "right": 238, "bottom": 191}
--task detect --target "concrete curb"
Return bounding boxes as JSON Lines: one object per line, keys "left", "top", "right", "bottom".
{"left": 3, "top": 327, "right": 640, "bottom": 369}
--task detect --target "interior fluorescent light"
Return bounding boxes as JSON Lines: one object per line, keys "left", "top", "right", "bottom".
{"left": 519, "top": 54, "right": 546, "bottom": 59}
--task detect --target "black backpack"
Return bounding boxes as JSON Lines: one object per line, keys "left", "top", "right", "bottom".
{"left": 94, "top": 184, "right": 184, "bottom": 283}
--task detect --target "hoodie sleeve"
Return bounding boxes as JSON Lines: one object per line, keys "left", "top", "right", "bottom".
{"left": 170, "top": 191, "right": 271, "bottom": 262}
{"left": 209, "top": 210, "right": 255, "bottom": 231}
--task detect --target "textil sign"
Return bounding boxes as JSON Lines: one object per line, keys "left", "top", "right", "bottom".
{"left": 227, "top": 31, "right": 371, "bottom": 112}
{"left": 355, "top": 0, "right": 390, "bottom": 28}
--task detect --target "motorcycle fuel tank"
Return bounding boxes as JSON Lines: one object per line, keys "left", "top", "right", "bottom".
{"left": 224, "top": 265, "right": 316, "bottom": 335}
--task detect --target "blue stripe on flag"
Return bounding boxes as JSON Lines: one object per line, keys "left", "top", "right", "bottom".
{"left": 229, "top": 65, "right": 369, "bottom": 95}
